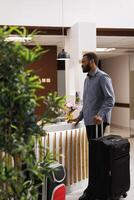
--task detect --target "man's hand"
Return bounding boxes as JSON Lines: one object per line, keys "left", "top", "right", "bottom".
{"left": 67, "top": 118, "right": 80, "bottom": 126}
{"left": 93, "top": 114, "right": 103, "bottom": 124}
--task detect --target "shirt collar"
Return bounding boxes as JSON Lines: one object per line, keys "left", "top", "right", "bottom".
{"left": 87, "top": 67, "right": 99, "bottom": 77}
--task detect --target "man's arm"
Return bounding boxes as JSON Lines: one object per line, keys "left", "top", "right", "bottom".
{"left": 97, "top": 74, "right": 115, "bottom": 120}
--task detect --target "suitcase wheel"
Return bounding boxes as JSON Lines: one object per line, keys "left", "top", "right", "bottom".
{"left": 122, "top": 193, "right": 127, "bottom": 198}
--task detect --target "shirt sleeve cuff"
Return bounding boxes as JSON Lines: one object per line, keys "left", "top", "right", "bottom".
{"left": 97, "top": 111, "right": 105, "bottom": 119}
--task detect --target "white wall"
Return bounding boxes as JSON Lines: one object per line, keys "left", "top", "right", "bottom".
{"left": 102, "top": 55, "right": 130, "bottom": 128}
{"left": 1, "top": 0, "right": 134, "bottom": 28}
{"left": 129, "top": 54, "right": 134, "bottom": 135}
{"left": 102, "top": 55, "right": 129, "bottom": 103}
{"left": 111, "top": 107, "right": 130, "bottom": 129}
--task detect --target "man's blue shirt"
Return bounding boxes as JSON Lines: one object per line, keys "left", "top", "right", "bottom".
{"left": 78, "top": 67, "right": 115, "bottom": 125}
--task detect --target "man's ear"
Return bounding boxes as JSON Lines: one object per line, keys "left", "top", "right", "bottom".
{"left": 89, "top": 59, "right": 94, "bottom": 65}
{"left": 90, "top": 59, "right": 94, "bottom": 64}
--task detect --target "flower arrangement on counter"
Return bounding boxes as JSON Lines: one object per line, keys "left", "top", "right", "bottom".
{"left": 64, "top": 102, "right": 79, "bottom": 122}
{"left": 64, "top": 92, "right": 81, "bottom": 122}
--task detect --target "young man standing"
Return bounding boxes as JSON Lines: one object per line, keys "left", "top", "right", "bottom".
{"left": 73, "top": 52, "right": 115, "bottom": 200}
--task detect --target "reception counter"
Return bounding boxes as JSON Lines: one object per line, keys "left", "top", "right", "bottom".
{"left": 43, "top": 121, "right": 88, "bottom": 186}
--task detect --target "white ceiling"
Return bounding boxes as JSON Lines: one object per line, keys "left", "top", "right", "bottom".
{"left": 97, "top": 36, "right": 134, "bottom": 59}
{"left": 97, "top": 36, "right": 134, "bottom": 48}
{"left": 28, "top": 35, "right": 134, "bottom": 59}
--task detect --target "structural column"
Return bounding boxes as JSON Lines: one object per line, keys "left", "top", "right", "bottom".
{"left": 65, "top": 22, "right": 96, "bottom": 100}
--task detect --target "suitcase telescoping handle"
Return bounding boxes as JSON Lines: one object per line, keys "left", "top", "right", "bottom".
{"left": 95, "top": 122, "right": 103, "bottom": 138}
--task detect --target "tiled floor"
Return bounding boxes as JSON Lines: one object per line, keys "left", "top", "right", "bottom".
{"left": 67, "top": 126, "right": 134, "bottom": 200}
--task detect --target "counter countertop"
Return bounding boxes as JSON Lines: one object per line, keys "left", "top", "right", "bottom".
{"left": 44, "top": 121, "right": 84, "bottom": 132}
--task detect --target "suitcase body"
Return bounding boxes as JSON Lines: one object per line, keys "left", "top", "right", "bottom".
{"left": 43, "top": 162, "right": 66, "bottom": 200}
{"left": 91, "top": 134, "right": 130, "bottom": 200}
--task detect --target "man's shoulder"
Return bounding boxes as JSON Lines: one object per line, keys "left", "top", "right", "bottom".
{"left": 97, "top": 68, "right": 110, "bottom": 79}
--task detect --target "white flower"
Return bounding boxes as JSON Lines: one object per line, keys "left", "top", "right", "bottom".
{"left": 66, "top": 102, "right": 74, "bottom": 108}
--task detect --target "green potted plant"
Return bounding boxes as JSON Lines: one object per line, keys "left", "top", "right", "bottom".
{"left": 0, "top": 26, "right": 65, "bottom": 200}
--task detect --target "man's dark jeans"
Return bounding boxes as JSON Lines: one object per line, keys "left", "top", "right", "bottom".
{"left": 85, "top": 123, "right": 108, "bottom": 193}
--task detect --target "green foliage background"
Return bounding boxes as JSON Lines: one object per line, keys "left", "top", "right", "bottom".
{"left": 0, "top": 26, "right": 65, "bottom": 200}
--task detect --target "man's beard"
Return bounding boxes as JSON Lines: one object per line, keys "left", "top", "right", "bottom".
{"left": 82, "top": 64, "right": 91, "bottom": 73}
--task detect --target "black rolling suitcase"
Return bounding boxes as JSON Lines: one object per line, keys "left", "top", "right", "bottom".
{"left": 91, "top": 125, "right": 130, "bottom": 200}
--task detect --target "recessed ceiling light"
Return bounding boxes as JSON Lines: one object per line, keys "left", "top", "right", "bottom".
{"left": 96, "top": 48, "right": 116, "bottom": 52}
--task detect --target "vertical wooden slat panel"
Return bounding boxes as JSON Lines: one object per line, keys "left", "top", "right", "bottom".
{"left": 39, "top": 137, "right": 43, "bottom": 161}
{"left": 83, "top": 129, "right": 87, "bottom": 179}
{"left": 78, "top": 129, "right": 82, "bottom": 181}
{"left": 43, "top": 127, "right": 88, "bottom": 187}
{"left": 69, "top": 131, "right": 73, "bottom": 185}
{"left": 43, "top": 136, "right": 46, "bottom": 157}
{"left": 47, "top": 133, "right": 50, "bottom": 148}
{"left": 59, "top": 132, "right": 63, "bottom": 164}
{"left": 34, "top": 137, "right": 38, "bottom": 160}
{"left": 41, "top": 137, "right": 44, "bottom": 160}
{"left": 85, "top": 129, "right": 88, "bottom": 178}
{"left": 84, "top": 128, "right": 87, "bottom": 179}
{"left": 44, "top": 134, "right": 50, "bottom": 164}
{"left": 8, "top": 154, "right": 12, "bottom": 167}
{"left": 87, "top": 136, "right": 89, "bottom": 178}
{"left": 53, "top": 132, "right": 56, "bottom": 160}
{"left": 83, "top": 128, "right": 86, "bottom": 179}
{"left": 65, "top": 131, "right": 69, "bottom": 185}
{"left": 72, "top": 130, "right": 74, "bottom": 184}
{"left": 81, "top": 128, "right": 85, "bottom": 179}
{"left": 73, "top": 129, "right": 77, "bottom": 183}
{"left": 80, "top": 129, "right": 82, "bottom": 181}
{"left": 44, "top": 135, "right": 48, "bottom": 156}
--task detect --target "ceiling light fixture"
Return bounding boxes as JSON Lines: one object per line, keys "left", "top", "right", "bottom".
{"left": 96, "top": 48, "right": 116, "bottom": 52}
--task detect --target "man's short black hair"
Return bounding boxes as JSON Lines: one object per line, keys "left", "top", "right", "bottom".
{"left": 83, "top": 52, "right": 98, "bottom": 65}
